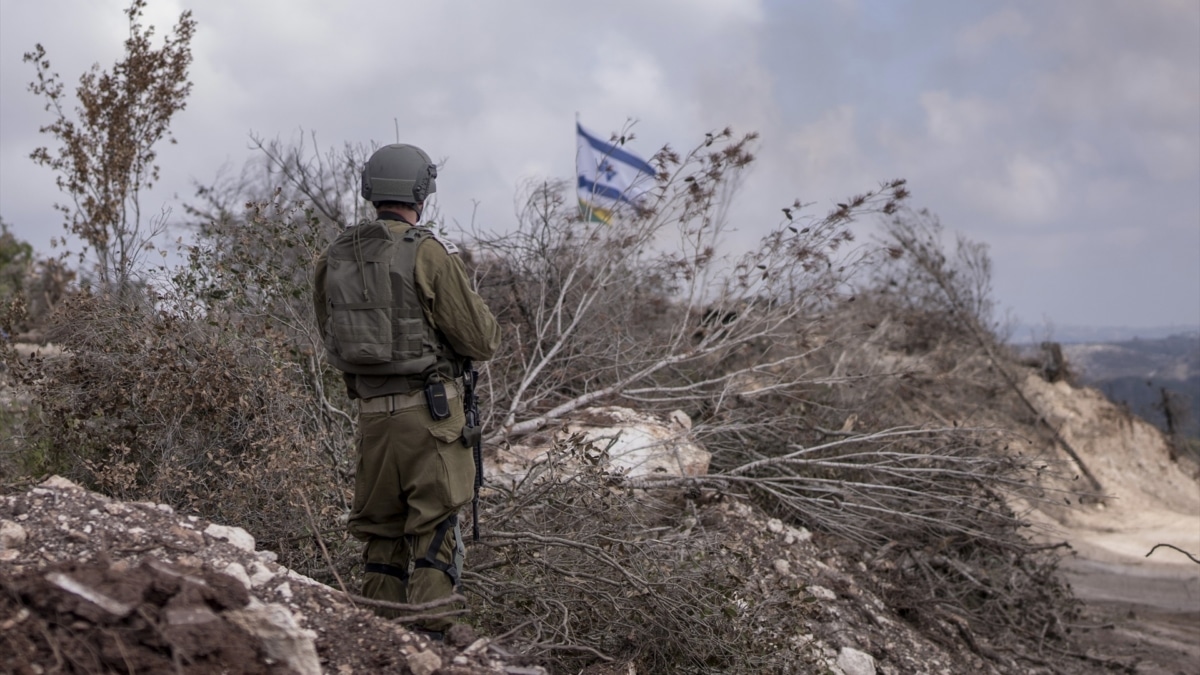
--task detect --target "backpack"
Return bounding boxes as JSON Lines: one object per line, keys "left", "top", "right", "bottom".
{"left": 322, "top": 221, "right": 445, "bottom": 376}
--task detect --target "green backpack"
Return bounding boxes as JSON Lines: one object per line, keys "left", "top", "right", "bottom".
{"left": 322, "top": 221, "right": 445, "bottom": 376}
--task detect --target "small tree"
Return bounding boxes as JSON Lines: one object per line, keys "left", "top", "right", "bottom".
{"left": 0, "top": 219, "right": 74, "bottom": 339}
{"left": 24, "top": 0, "right": 196, "bottom": 293}
{"left": 0, "top": 219, "right": 34, "bottom": 306}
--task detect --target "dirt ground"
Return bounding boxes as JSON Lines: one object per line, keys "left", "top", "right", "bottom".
{"left": 0, "top": 478, "right": 511, "bottom": 675}
{"left": 2, "top": 374, "right": 1196, "bottom": 674}
{"left": 1055, "top": 519, "right": 1200, "bottom": 675}
{"left": 1, "top": 475, "right": 991, "bottom": 675}
{"left": 1021, "top": 375, "right": 1200, "bottom": 675}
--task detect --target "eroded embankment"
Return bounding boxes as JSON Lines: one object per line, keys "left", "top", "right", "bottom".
{"left": 1021, "top": 374, "right": 1200, "bottom": 673}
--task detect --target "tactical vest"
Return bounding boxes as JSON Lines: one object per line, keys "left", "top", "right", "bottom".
{"left": 322, "top": 220, "right": 453, "bottom": 378}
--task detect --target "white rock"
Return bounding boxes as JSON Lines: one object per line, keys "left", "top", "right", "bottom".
{"left": 226, "top": 603, "right": 321, "bottom": 675}
{"left": 205, "top": 523, "right": 256, "bottom": 552}
{"left": 45, "top": 572, "right": 134, "bottom": 617}
{"left": 0, "top": 520, "right": 27, "bottom": 550}
{"left": 285, "top": 568, "right": 324, "bottom": 586}
{"left": 165, "top": 606, "right": 219, "bottom": 626}
{"left": 766, "top": 518, "right": 784, "bottom": 534}
{"left": 785, "top": 526, "right": 812, "bottom": 544}
{"left": 40, "top": 475, "right": 80, "bottom": 491}
{"left": 220, "top": 562, "right": 253, "bottom": 590}
{"left": 773, "top": 559, "right": 791, "bottom": 576}
{"left": 257, "top": 550, "right": 279, "bottom": 563}
{"left": 275, "top": 582, "right": 293, "bottom": 600}
{"left": 248, "top": 562, "right": 276, "bottom": 588}
{"left": 836, "top": 647, "right": 876, "bottom": 675}
{"left": 406, "top": 650, "right": 442, "bottom": 675}
{"left": 668, "top": 409, "right": 692, "bottom": 431}
{"left": 807, "top": 585, "right": 837, "bottom": 601}
{"left": 728, "top": 501, "right": 754, "bottom": 519}
{"left": 463, "top": 638, "right": 491, "bottom": 655}
{"left": 490, "top": 406, "right": 711, "bottom": 482}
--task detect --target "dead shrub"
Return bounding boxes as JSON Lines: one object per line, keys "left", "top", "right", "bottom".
{"left": 469, "top": 435, "right": 818, "bottom": 673}
{"left": 14, "top": 192, "right": 357, "bottom": 585}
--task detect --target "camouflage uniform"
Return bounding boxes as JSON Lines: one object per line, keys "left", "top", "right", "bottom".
{"left": 314, "top": 213, "right": 499, "bottom": 631}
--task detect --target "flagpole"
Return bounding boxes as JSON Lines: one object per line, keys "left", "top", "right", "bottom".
{"left": 575, "top": 112, "right": 583, "bottom": 221}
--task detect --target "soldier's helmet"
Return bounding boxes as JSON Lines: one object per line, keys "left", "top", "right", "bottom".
{"left": 361, "top": 144, "right": 437, "bottom": 204}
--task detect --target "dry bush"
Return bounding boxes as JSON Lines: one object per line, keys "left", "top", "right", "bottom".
{"left": 188, "top": 131, "right": 371, "bottom": 234}
{"left": 450, "top": 133, "right": 1080, "bottom": 669}
{"left": 469, "top": 436, "right": 816, "bottom": 673}
{"left": 12, "top": 193, "right": 357, "bottom": 584}
{"left": 468, "top": 129, "right": 908, "bottom": 441}
{"left": 0, "top": 220, "right": 75, "bottom": 341}
{"left": 735, "top": 208, "right": 1085, "bottom": 665}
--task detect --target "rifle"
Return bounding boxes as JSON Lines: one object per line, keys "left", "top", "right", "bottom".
{"left": 461, "top": 360, "right": 484, "bottom": 541}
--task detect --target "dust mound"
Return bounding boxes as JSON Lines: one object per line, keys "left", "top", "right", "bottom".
{"left": 2, "top": 558, "right": 281, "bottom": 674}
{"left": 0, "top": 476, "right": 509, "bottom": 675}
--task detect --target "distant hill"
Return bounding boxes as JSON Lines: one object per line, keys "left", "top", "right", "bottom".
{"left": 1055, "top": 333, "right": 1200, "bottom": 440}
{"left": 1012, "top": 324, "right": 1200, "bottom": 344}
{"left": 1060, "top": 333, "right": 1200, "bottom": 381}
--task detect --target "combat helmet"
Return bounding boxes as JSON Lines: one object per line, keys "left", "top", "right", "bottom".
{"left": 361, "top": 143, "right": 437, "bottom": 204}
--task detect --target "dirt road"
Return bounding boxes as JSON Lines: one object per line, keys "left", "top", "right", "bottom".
{"left": 1019, "top": 376, "right": 1200, "bottom": 673}
{"left": 1057, "top": 510, "right": 1199, "bottom": 674}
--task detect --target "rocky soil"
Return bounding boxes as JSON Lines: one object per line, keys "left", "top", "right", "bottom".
{"left": 0, "top": 477, "right": 520, "bottom": 675}
{"left": 1, "top": 372, "right": 1196, "bottom": 674}
{"left": 1, "top": 475, "right": 1000, "bottom": 675}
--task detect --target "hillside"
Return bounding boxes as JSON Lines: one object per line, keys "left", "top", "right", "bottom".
{"left": 1018, "top": 373, "right": 1200, "bottom": 673}
{"left": 1059, "top": 333, "right": 1200, "bottom": 381}
{"left": 3, "top": 365, "right": 1198, "bottom": 674}
{"left": 1015, "top": 333, "right": 1200, "bottom": 441}
{"left": 1063, "top": 333, "right": 1200, "bottom": 441}
{"left": 1, "top": 475, "right": 983, "bottom": 674}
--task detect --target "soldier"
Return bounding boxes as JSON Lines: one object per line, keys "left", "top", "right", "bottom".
{"left": 313, "top": 143, "right": 500, "bottom": 638}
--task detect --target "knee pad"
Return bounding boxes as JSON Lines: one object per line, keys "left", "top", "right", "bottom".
{"left": 413, "top": 514, "right": 464, "bottom": 589}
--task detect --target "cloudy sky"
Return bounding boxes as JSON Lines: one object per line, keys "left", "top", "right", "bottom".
{"left": 1, "top": 0, "right": 1197, "bottom": 333}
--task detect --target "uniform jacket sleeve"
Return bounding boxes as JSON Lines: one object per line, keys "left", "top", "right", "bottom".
{"left": 415, "top": 239, "right": 501, "bottom": 361}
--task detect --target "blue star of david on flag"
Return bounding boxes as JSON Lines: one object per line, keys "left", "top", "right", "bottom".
{"left": 576, "top": 122, "right": 656, "bottom": 224}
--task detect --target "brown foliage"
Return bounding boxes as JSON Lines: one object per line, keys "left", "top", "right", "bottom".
{"left": 24, "top": 0, "right": 196, "bottom": 292}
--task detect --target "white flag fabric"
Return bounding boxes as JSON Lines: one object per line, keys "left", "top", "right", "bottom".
{"left": 576, "top": 122, "right": 656, "bottom": 223}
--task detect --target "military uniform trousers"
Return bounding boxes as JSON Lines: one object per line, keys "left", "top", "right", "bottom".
{"left": 348, "top": 384, "right": 474, "bottom": 631}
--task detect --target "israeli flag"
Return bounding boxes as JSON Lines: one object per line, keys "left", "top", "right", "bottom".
{"left": 576, "top": 122, "right": 656, "bottom": 223}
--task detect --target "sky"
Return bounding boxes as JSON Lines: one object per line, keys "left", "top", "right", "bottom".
{"left": 1, "top": 0, "right": 1197, "bottom": 333}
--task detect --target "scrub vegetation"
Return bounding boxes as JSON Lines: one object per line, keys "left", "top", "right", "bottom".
{"left": 0, "top": 3, "right": 1109, "bottom": 672}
